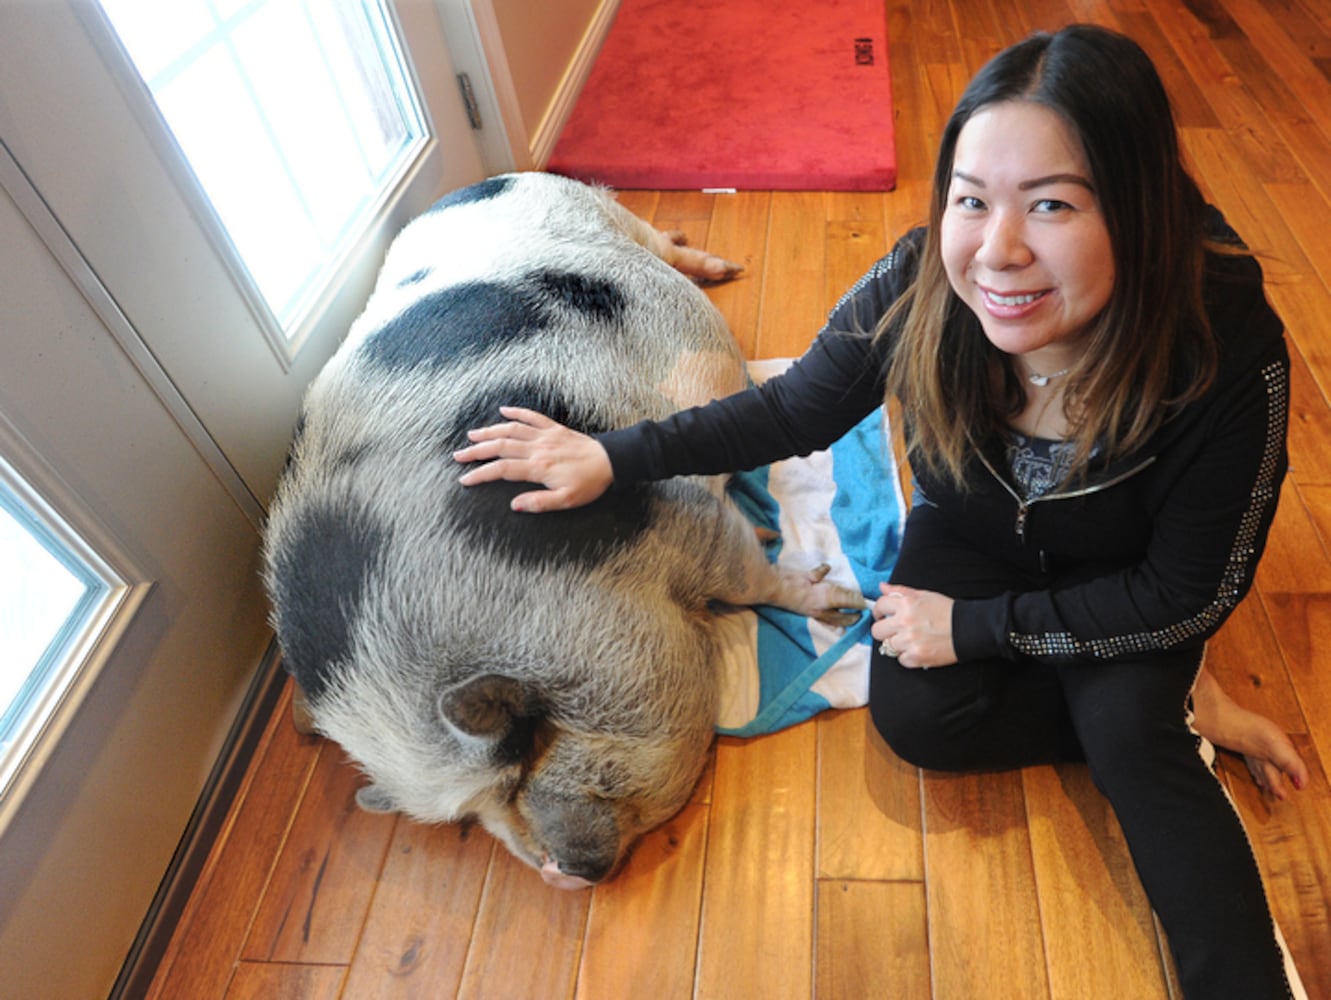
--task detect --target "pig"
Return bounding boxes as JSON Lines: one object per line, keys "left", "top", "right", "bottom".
{"left": 262, "top": 172, "right": 865, "bottom": 889}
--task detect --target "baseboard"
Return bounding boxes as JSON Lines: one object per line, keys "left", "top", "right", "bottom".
{"left": 108, "top": 641, "right": 288, "bottom": 1000}
{"left": 531, "top": 0, "right": 621, "bottom": 167}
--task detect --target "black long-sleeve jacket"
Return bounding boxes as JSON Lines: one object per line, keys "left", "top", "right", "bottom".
{"left": 598, "top": 216, "right": 1288, "bottom": 665}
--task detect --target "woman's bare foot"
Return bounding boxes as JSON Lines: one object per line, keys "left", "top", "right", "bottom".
{"left": 1191, "top": 667, "right": 1308, "bottom": 800}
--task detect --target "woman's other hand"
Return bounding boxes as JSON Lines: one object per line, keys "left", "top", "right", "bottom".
{"left": 871, "top": 582, "right": 958, "bottom": 668}
{"left": 453, "top": 406, "right": 614, "bottom": 512}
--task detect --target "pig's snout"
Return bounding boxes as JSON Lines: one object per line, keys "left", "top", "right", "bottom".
{"left": 540, "top": 857, "right": 596, "bottom": 890}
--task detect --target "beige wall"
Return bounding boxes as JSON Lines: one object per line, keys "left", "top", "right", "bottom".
{"left": 488, "top": 0, "right": 608, "bottom": 160}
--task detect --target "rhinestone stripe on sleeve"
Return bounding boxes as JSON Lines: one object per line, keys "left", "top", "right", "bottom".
{"left": 1009, "top": 360, "right": 1288, "bottom": 659}
{"left": 828, "top": 252, "right": 897, "bottom": 318}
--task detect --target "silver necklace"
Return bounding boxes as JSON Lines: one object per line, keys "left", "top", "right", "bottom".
{"left": 1025, "top": 366, "right": 1071, "bottom": 387}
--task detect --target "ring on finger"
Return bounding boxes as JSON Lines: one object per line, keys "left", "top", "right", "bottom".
{"left": 879, "top": 640, "right": 900, "bottom": 658}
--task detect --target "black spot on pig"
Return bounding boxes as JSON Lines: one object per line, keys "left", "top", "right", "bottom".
{"left": 446, "top": 380, "right": 589, "bottom": 451}
{"left": 449, "top": 480, "right": 653, "bottom": 569}
{"left": 427, "top": 175, "right": 515, "bottom": 213}
{"left": 269, "top": 502, "right": 388, "bottom": 701}
{"left": 446, "top": 383, "right": 651, "bottom": 568}
{"left": 533, "top": 271, "right": 626, "bottom": 324}
{"left": 359, "top": 282, "right": 548, "bottom": 371}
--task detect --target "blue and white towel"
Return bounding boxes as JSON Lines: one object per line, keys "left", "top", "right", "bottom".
{"left": 716, "top": 358, "right": 905, "bottom": 736}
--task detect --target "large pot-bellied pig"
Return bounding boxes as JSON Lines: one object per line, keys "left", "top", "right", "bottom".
{"left": 263, "top": 172, "right": 865, "bottom": 889}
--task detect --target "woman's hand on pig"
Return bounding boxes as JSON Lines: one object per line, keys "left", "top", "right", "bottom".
{"left": 453, "top": 406, "right": 614, "bottom": 512}
{"left": 870, "top": 583, "right": 958, "bottom": 668}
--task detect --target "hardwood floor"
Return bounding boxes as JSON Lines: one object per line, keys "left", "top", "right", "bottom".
{"left": 147, "top": 1, "right": 1331, "bottom": 996}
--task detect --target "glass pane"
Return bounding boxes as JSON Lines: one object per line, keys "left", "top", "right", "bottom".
{"left": 0, "top": 486, "right": 110, "bottom": 755}
{"left": 0, "top": 507, "right": 88, "bottom": 717}
{"left": 96, "top": 0, "right": 427, "bottom": 330}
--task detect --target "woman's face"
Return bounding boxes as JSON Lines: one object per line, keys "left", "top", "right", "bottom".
{"left": 940, "top": 101, "right": 1115, "bottom": 369}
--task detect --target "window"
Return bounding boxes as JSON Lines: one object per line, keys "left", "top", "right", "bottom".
{"left": 0, "top": 458, "right": 126, "bottom": 811}
{"left": 95, "top": 0, "right": 427, "bottom": 334}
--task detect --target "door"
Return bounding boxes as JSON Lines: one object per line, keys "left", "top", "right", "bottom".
{"left": 0, "top": 1, "right": 487, "bottom": 996}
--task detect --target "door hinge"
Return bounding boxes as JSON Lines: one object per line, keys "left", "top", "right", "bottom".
{"left": 456, "top": 73, "right": 483, "bottom": 130}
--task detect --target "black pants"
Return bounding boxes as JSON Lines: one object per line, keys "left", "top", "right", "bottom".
{"left": 868, "top": 504, "right": 1299, "bottom": 1000}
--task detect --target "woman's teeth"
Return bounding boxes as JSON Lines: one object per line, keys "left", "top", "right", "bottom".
{"left": 988, "top": 291, "right": 1042, "bottom": 306}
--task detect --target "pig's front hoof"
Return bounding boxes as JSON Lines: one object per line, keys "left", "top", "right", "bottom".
{"left": 814, "top": 607, "right": 867, "bottom": 628}
{"left": 805, "top": 564, "right": 871, "bottom": 627}
{"left": 541, "top": 857, "right": 595, "bottom": 890}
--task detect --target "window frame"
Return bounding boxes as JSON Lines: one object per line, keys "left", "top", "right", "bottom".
{"left": 77, "top": 0, "right": 438, "bottom": 368}
{"left": 0, "top": 416, "right": 152, "bottom": 836}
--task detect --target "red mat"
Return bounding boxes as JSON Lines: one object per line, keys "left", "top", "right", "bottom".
{"left": 546, "top": 0, "right": 896, "bottom": 192}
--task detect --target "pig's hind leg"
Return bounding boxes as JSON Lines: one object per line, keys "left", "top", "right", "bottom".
{"left": 652, "top": 230, "right": 743, "bottom": 284}
{"left": 710, "top": 501, "right": 867, "bottom": 627}
{"left": 608, "top": 199, "right": 743, "bottom": 283}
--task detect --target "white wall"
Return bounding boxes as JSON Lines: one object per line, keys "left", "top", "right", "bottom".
{"left": 441, "top": 0, "right": 619, "bottom": 171}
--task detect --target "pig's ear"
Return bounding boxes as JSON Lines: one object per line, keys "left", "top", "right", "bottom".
{"left": 438, "top": 674, "right": 545, "bottom": 757}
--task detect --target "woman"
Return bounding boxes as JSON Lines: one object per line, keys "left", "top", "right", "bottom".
{"left": 455, "top": 25, "right": 1307, "bottom": 999}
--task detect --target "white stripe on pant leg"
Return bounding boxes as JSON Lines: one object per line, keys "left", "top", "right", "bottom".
{"left": 1189, "top": 730, "right": 1308, "bottom": 999}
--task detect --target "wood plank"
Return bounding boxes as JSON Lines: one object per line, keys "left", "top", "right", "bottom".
{"left": 224, "top": 962, "right": 344, "bottom": 1000}
{"left": 1022, "top": 764, "right": 1171, "bottom": 998}
{"left": 816, "top": 709, "right": 923, "bottom": 881}
{"left": 1219, "top": 0, "right": 1331, "bottom": 154}
{"left": 815, "top": 880, "right": 930, "bottom": 998}
{"left": 1283, "top": 335, "right": 1331, "bottom": 487}
{"left": 695, "top": 727, "right": 818, "bottom": 1000}
{"left": 1147, "top": 4, "right": 1308, "bottom": 186}
{"left": 923, "top": 769, "right": 1051, "bottom": 1000}
{"left": 1114, "top": 11, "right": 1221, "bottom": 130}
{"left": 757, "top": 192, "right": 830, "bottom": 358}
{"left": 612, "top": 189, "right": 658, "bottom": 223}
{"left": 575, "top": 804, "right": 709, "bottom": 1000}
{"left": 895, "top": 0, "right": 965, "bottom": 67}
{"left": 242, "top": 748, "right": 397, "bottom": 965}
{"left": 826, "top": 195, "right": 888, "bottom": 328}
{"left": 1225, "top": 55, "right": 1331, "bottom": 211}
{"left": 455, "top": 847, "right": 590, "bottom": 1000}
{"left": 1179, "top": 128, "right": 1307, "bottom": 282}
{"left": 1268, "top": 279, "right": 1331, "bottom": 450}
{"left": 1296, "top": 484, "right": 1331, "bottom": 570}
{"left": 147, "top": 683, "right": 322, "bottom": 1000}
{"left": 340, "top": 819, "right": 493, "bottom": 999}
{"left": 919, "top": 61, "right": 972, "bottom": 155}
{"left": 1264, "top": 181, "right": 1331, "bottom": 318}
{"left": 882, "top": 23, "right": 935, "bottom": 189}
{"left": 702, "top": 191, "right": 772, "bottom": 358}
{"left": 950, "top": 0, "right": 1007, "bottom": 80}
{"left": 1254, "top": 482, "right": 1331, "bottom": 595}
{"left": 1207, "top": 590, "right": 1309, "bottom": 734}
{"left": 1261, "top": 592, "right": 1331, "bottom": 782}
